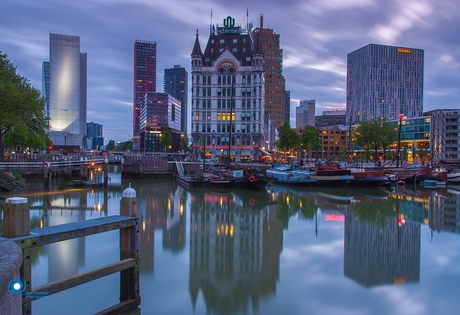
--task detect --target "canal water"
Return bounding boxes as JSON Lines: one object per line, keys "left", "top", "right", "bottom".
{"left": 1, "top": 166, "right": 460, "bottom": 315}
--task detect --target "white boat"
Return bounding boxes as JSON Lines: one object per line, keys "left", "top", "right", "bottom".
{"left": 447, "top": 171, "right": 460, "bottom": 184}
{"left": 422, "top": 179, "right": 446, "bottom": 187}
{"left": 266, "top": 166, "right": 317, "bottom": 186}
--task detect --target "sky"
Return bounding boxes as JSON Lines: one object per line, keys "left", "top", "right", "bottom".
{"left": 1, "top": 0, "right": 459, "bottom": 143}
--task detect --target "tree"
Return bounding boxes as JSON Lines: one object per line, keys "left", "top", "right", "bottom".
{"left": 379, "top": 119, "right": 397, "bottom": 162}
{"left": 161, "top": 125, "right": 172, "bottom": 152}
{"left": 354, "top": 118, "right": 397, "bottom": 164}
{"left": 275, "top": 122, "right": 299, "bottom": 157}
{"left": 300, "top": 125, "right": 318, "bottom": 157}
{"left": 3, "top": 126, "right": 52, "bottom": 152}
{"left": 105, "top": 139, "right": 115, "bottom": 151}
{"left": 0, "top": 52, "right": 50, "bottom": 158}
{"left": 114, "top": 140, "right": 132, "bottom": 151}
{"left": 181, "top": 132, "right": 190, "bottom": 153}
{"left": 355, "top": 120, "right": 381, "bottom": 163}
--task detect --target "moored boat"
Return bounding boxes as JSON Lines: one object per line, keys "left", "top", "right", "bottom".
{"left": 447, "top": 171, "right": 460, "bottom": 184}
{"left": 265, "top": 166, "right": 317, "bottom": 186}
{"left": 346, "top": 168, "right": 389, "bottom": 187}
{"left": 386, "top": 166, "right": 433, "bottom": 185}
{"left": 212, "top": 167, "right": 274, "bottom": 190}
{"left": 309, "top": 162, "right": 354, "bottom": 186}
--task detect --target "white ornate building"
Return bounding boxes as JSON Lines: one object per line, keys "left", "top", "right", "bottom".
{"left": 190, "top": 16, "right": 266, "bottom": 162}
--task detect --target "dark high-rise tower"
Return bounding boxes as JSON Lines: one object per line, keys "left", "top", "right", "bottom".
{"left": 164, "top": 65, "right": 188, "bottom": 133}
{"left": 133, "top": 40, "right": 157, "bottom": 136}
{"left": 252, "top": 14, "right": 287, "bottom": 129}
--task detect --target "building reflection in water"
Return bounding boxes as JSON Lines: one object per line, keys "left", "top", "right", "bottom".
{"left": 429, "top": 190, "right": 460, "bottom": 234}
{"left": 138, "top": 180, "right": 186, "bottom": 273}
{"left": 344, "top": 205, "right": 421, "bottom": 287}
{"left": 10, "top": 181, "right": 113, "bottom": 284}
{"left": 188, "top": 188, "right": 282, "bottom": 314}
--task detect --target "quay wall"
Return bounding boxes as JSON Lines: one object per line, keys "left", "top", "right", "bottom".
{"left": 0, "top": 237, "right": 22, "bottom": 315}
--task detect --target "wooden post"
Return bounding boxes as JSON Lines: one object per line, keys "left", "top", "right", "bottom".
{"left": 104, "top": 158, "right": 109, "bottom": 188}
{"left": 3, "top": 197, "right": 30, "bottom": 238}
{"left": 3, "top": 197, "right": 32, "bottom": 315}
{"left": 44, "top": 162, "right": 51, "bottom": 190}
{"left": 119, "top": 184, "right": 141, "bottom": 307}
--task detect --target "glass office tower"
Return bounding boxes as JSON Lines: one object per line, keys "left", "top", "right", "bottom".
{"left": 164, "top": 65, "right": 188, "bottom": 133}
{"left": 44, "top": 33, "right": 87, "bottom": 147}
{"left": 346, "top": 44, "right": 424, "bottom": 124}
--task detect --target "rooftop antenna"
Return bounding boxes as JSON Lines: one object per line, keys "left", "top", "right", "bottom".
{"left": 210, "top": 8, "right": 213, "bottom": 34}
{"left": 246, "top": 7, "right": 249, "bottom": 29}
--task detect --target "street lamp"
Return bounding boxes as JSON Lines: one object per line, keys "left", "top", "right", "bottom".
{"left": 396, "top": 114, "right": 404, "bottom": 167}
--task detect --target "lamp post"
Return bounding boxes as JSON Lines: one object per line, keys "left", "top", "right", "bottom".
{"left": 315, "top": 126, "right": 319, "bottom": 163}
{"left": 396, "top": 114, "right": 404, "bottom": 167}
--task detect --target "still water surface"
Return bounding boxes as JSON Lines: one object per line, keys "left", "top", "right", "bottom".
{"left": 2, "top": 166, "right": 460, "bottom": 315}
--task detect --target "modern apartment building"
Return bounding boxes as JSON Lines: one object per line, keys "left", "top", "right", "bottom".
{"left": 164, "top": 65, "right": 188, "bottom": 133}
{"left": 316, "top": 109, "right": 346, "bottom": 127}
{"left": 190, "top": 15, "right": 265, "bottom": 162}
{"left": 139, "top": 92, "right": 182, "bottom": 152}
{"left": 86, "top": 122, "right": 103, "bottom": 150}
{"left": 424, "top": 109, "right": 460, "bottom": 162}
{"left": 295, "top": 100, "right": 316, "bottom": 128}
{"left": 252, "top": 14, "right": 287, "bottom": 129}
{"left": 346, "top": 44, "right": 424, "bottom": 124}
{"left": 43, "top": 33, "right": 87, "bottom": 148}
{"left": 134, "top": 40, "right": 157, "bottom": 136}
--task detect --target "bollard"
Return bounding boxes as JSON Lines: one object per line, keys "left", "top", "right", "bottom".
{"left": 119, "top": 184, "right": 141, "bottom": 306}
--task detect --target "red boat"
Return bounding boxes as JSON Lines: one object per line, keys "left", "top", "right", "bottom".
{"left": 310, "top": 162, "right": 354, "bottom": 186}
{"left": 346, "top": 168, "right": 389, "bottom": 187}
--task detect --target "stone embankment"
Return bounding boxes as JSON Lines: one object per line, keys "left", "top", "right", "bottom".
{"left": 0, "top": 172, "right": 27, "bottom": 192}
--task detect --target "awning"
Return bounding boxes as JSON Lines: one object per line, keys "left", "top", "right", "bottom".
{"left": 259, "top": 149, "right": 271, "bottom": 156}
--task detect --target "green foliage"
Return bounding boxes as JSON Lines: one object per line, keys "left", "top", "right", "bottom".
{"left": 161, "top": 125, "right": 172, "bottom": 152}
{"left": 0, "top": 52, "right": 50, "bottom": 158}
{"left": 105, "top": 140, "right": 115, "bottom": 151}
{"left": 354, "top": 118, "right": 397, "bottom": 162}
{"left": 12, "top": 172, "right": 23, "bottom": 180}
{"left": 275, "top": 121, "right": 299, "bottom": 154}
{"left": 114, "top": 140, "right": 132, "bottom": 151}
{"left": 300, "top": 125, "right": 320, "bottom": 156}
{"left": 349, "top": 194, "right": 397, "bottom": 226}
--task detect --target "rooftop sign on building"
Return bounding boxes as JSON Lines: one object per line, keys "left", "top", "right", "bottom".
{"left": 397, "top": 48, "right": 411, "bottom": 54}
{"left": 216, "top": 16, "right": 241, "bottom": 35}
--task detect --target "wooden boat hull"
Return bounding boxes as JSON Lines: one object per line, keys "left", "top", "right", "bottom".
{"left": 348, "top": 171, "right": 389, "bottom": 187}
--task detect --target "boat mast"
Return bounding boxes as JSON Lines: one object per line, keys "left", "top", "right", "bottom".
{"left": 227, "top": 81, "right": 234, "bottom": 169}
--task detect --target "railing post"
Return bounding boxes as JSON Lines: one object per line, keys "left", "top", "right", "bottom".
{"left": 3, "top": 197, "right": 32, "bottom": 315}
{"left": 119, "top": 184, "right": 141, "bottom": 308}
{"left": 104, "top": 158, "right": 109, "bottom": 188}
{"left": 44, "top": 162, "right": 51, "bottom": 190}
